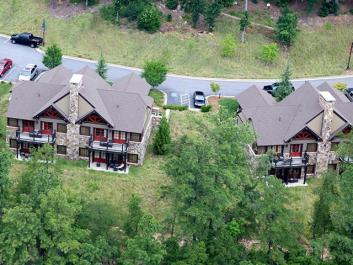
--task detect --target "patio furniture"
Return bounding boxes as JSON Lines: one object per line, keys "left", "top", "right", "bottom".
{"left": 117, "top": 163, "right": 125, "bottom": 171}
{"left": 96, "top": 162, "right": 101, "bottom": 167}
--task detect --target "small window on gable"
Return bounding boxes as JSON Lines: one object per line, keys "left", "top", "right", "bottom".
{"left": 306, "top": 143, "right": 317, "bottom": 152}
{"left": 7, "top": 118, "right": 18, "bottom": 127}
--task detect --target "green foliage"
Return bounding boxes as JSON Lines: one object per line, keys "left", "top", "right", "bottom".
{"left": 240, "top": 11, "right": 250, "bottom": 32}
{"left": 124, "top": 195, "right": 144, "bottom": 237}
{"left": 200, "top": 105, "right": 212, "bottom": 112}
{"left": 96, "top": 53, "right": 108, "bottom": 80}
{"left": 260, "top": 43, "right": 279, "bottom": 64}
{"left": 153, "top": 116, "right": 171, "bottom": 155}
{"left": 274, "top": 64, "right": 293, "bottom": 101}
{"left": 166, "top": 0, "right": 178, "bottom": 10}
{"left": 333, "top": 82, "right": 347, "bottom": 91}
{"left": 190, "top": 0, "right": 205, "bottom": 27}
{"left": 142, "top": 59, "right": 168, "bottom": 87}
{"left": 149, "top": 89, "right": 165, "bottom": 107}
{"left": 220, "top": 34, "right": 236, "bottom": 58}
{"left": 219, "top": 98, "right": 239, "bottom": 114}
{"left": 121, "top": 0, "right": 147, "bottom": 21}
{"left": 205, "top": 1, "right": 221, "bottom": 32}
{"left": 275, "top": 7, "right": 298, "bottom": 47}
{"left": 350, "top": 8, "right": 353, "bottom": 15}
{"left": 324, "top": 21, "right": 333, "bottom": 30}
{"left": 100, "top": 4, "right": 117, "bottom": 23}
{"left": 137, "top": 6, "right": 161, "bottom": 33}
{"left": 0, "top": 149, "right": 12, "bottom": 214}
{"left": 319, "top": 0, "right": 339, "bottom": 17}
{"left": 70, "top": 0, "right": 100, "bottom": 6}
{"left": 163, "top": 104, "right": 188, "bottom": 111}
{"left": 166, "top": 13, "right": 173, "bottom": 22}
{"left": 210, "top": 82, "right": 220, "bottom": 94}
{"left": 42, "top": 44, "right": 62, "bottom": 69}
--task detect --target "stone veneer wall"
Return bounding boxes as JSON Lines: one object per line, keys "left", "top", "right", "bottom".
{"left": 316, "top": 95, "right": 335, "bottom": 175}
{"left": 128, "top": 114, "right": 153, "bottom": 165}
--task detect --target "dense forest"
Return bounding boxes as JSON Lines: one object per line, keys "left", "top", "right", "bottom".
{"left": 1, "top": 107, "right": 353, "bottom": 264}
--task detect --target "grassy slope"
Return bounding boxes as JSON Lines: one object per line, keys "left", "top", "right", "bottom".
{"left": 149, "top": 89, "right": 165, "bottom": 107}
{"left": 0, "top": 1, "right": 352, "bottom": 78}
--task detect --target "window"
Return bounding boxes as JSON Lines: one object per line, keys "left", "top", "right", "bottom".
{"left": 80, "top": 126, "right": 90, "bottom": 136}
{"left": 57, "top": 123, "right": 67, "bottom": 133}
{"left": 9, "top": 139, "right": 17, "bottom": 148}
{"left": 79, "top": 148, "right": 89, "bottom": 157}
{"left": 22, "top": 120, "right": 34, "bottom": 132}
{"left": 41, "top": 122, "right": 53, "bottom": 135}
{"left": 290, "top": 144, "right": 302, "bottom": 157}
{"left": 128, "top": 153, "right": 138, "bottom": 163}
{"left": 272, "top": 145, "right": 283, "bottom": 155}
{"left": 306, "top": 165, "right": 315, "bottom": 174}
{"left": 306, "top": 143, "right": 317, "bottom": 152}
{"left": 57, "top": 145, "right": 67, "bottom": 155}
{"left": 93, "top": 128, "right": 107, "bottom": 141}
{"left": 328, "top": 164, "right": 337, "bottom": 171}
{"left": 130, "top": 133, "right": 141, "bottom": 142}
{"left": 7, "top": 118, "right": 17, "bottom": 127}
{"left": 331, "top": 142, "right": 339, "bottom": 151}
{"left": 256, "top": 146, "right": 267, "bottom": 155}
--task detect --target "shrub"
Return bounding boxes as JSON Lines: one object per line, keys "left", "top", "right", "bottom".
{"left": 137, "top": 6, "right": 161, "bottom": 33}
{"left": 153, "top": 115, "right": 171, "bottom": 155}
{"left": 219, "top": 98, "right": 239, "bottom": 113}
{"left": 333, "top": 82, "right": 347, "bottom": 91}
{"left": 42, "top": 44, "right": 62, "bottom": 69}
{"left": 201, "top": 105, "right": 212, "bottom": 112}
{"left": 260, "top": 43, "right": 279, "bottom": 64}
{"left": 350, "top": 9, "right": 353, "bottom": 15}
{"left": 163, "top": 105, "right": 188, "bottom": 111}
{"left": 100, "top": 4, "right": 117, "bottom": 23}
{"left": 324, "top": 22, "right": 333, "bottom": 30}
{"left": 220, "top": 34, "right": 236, "bottom": 58}
{"left": 275, "top": 7, "right": 298, "bottom": 47}
{"left": 166, "top": 0, "right": 178, "bottom": 10}
{"left": 166, "top": 14, "right": 172, "bottom": 22}
{"left": 122, "top": 0, "right": 146, "bottom": 21}
{"left": 142, "top": 60, "right": 168, "bottom": 87}
{"left": 318, "top": 0, "right": 339, "bottom": 17}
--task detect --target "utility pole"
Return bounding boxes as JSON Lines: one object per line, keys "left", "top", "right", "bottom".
{"left": 347, "top": 41, "right": 353, "bottom": 70}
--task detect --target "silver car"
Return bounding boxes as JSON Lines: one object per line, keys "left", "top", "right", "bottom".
{"left": 18, "top": 64, "right": 38, "bottom": 81}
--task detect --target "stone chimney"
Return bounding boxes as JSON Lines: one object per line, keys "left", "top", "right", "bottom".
{"left": 316, "top": 91, "right": 336, "bottom": 175}
{"left": 66, "top": 74, "right": 83, "bottom": 160}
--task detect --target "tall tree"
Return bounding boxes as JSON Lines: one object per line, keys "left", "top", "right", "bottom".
{"left": 274, "top": 64, "right": 293, "bottom": 101}
{"left": 190, "top": 0, "right": 205, "bottom": 28}
{"left": 205, "top": 1, "right": 221, "bottom": 32}
{"left": 124, "top": 194, "right": 144, "bottom": 237}
{"left": 96, "top": 53, "right": 108, "bottom": 80}
{"left": 275, "top": 7, "right": 298, "bottom": 47}
{"left": 42, "top": 44, "right": 62, "bottom": 69}
{"left": 153, "top": 115, "right": 171, "bottom": 155}
{"left": 0, "top": 149, "right": 12, "bottom": 215}
{"left": 240, "top": 0, "right": 249, "bottom": 43}
{"left": 142, "top": 59, "right": 168, "bottom": 88}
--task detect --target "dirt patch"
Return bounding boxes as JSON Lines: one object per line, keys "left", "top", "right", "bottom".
{"left": 299, "top": 14, "right": 353, "bottom": 27}
{"left": 48, "top": 0, "right": 112, "bottom": 19}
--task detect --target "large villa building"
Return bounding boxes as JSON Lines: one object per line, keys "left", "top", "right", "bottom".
{"left": 237, "top": 82, "right": 353, "bottom": 183}
{"left": 6, "top": 65, "right": 157, "bottom": 172}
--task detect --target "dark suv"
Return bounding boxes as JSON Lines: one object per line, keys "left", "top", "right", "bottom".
{"left": 193, "top": 91, "right": 206, "bottom": 108}
{"left": 263, "top": 82, "right": 295, "bottom": 95}
{"left": 11, "top": 32, "right": 43, "bottom": 48}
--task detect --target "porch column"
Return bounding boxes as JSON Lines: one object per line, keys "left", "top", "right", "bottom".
{"left": 124, "top": 153, "right": 128, "bottom": 172}
{"left": 88, "top": 149, "right": 91, "bottom": 168}
{"left": 106, "top": 153, "right": 109, "bottom": 170}
{"left": 303, "top": 166, "right": 307, "bottom": 184}
{"left": 16, "top": 141, "right": 19, "bottom": 159}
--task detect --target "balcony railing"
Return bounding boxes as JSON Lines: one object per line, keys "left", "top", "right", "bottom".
{"left": 89, "top": 135, "right": 128, "bottom": 153}
{"left": 16, "top": 129, "right": 56, "bottom": 144}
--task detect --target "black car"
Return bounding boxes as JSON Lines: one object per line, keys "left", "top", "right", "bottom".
{"left": 263, "top": 82, "right": 295, "bottom": 95}
{"left": 344, "top": 87, "right": 353, "bottom": 102}
{"left": 10, "top": 32, "right": 43, "bottom": 48}
{"left": 193, "top": 91, "right": 206, "bottom": 107}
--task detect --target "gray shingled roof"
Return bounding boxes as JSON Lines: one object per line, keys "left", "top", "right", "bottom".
{"left": 237, "top": 82, "right": 353, "bottom": 146}
{"left": 8, "top": 65, "right": 153, "bottom": 133}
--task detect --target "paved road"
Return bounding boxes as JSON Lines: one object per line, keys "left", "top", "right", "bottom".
{"left": 1, "top": 35, "right": 353, "bottom": 105}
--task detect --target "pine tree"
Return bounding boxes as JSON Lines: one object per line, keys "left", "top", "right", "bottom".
{"left": 0, "top": 149, "right": 12, "bottom": 215}
{"left": 96, "top": 53, "right": 108, "bottom": 80}
{"left": 153, "top": 115, "right": 171, "bottom": 155}
{"left": 42, "top": 44, "right": 62, "bottom": 69}
{"left": 274, "top": 64, "right": 293, "bottom": 101}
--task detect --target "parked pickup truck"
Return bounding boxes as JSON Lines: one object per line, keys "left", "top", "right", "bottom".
{"left": 10, "top": 32, "right": 43, "bottom": 48}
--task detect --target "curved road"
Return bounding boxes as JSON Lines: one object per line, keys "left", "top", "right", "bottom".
{"left": 1, "top": 35, "right": 353, "bottom": 105}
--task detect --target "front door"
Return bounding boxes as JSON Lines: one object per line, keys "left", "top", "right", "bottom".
{"left": 94, "top": 128, "right": 107, "bottom": 142}
{"left": 41, "top": 122, "right": 53, "bottom": 135}
{"left": 290, "top": 144, "right": 302, "bottom": 157}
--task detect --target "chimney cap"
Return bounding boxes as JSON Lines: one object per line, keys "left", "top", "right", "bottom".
{"left": 70, "top": 74, "right": 83, "bottom": 85}
{"left": 319, "top": 91, "right": 336, "bottom": 102}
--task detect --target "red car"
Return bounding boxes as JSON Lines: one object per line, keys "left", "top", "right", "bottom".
{"left": 0, "top": 58, "right": 13, "bottom": 78}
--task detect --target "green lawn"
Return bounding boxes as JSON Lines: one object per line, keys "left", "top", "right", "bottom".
{"left": 149, "top": 89, "right": 165, "bottom": 107}
{"left": 0, "top": 1, "right": 352, "bottom": 78}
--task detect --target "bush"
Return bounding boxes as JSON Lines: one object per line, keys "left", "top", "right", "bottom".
{"left": 220, "top": 34, "right": 236, "bottom": 58}
{"left": 324, "top": 22, "right": 333, "bottom": 30}
{"left": 166, "top": 14, "right": 172, "bottom": 22}
{"left": 122, "top": 0, "right": 146, "bottom": 21}
{"left": 318, "top": 0, "right": 339, "bottom": 17}
{"left": 163, "top": 105, "right": 188, "bottom": 111}
{"left": 219, "top": 98, "right": 239, "bottom": 113}
{"left": 333, "top": 82, "right": 347, "bottom": 91}
{"left": 100, "top": 4, "right": 117, "bottom": 23}
{"left": 137, "top": 6, "right": 161, "bottom": 33}
{"left": 153, "top": 116, "right": 171, "bottom": 155}
{"left": 260, "top": 43, "right": 279, "bottom": 64}
{"left": 166, "top": 0, "right": 178, "bottom": 10}
{"left": 350, "top": 9, "right": 353, "bottom": 15}
{"left": 42, "top": 44, "right": 62, "bottom": 69}
{"left": 201, "top": 105, "right": 212, "bottom": 112}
